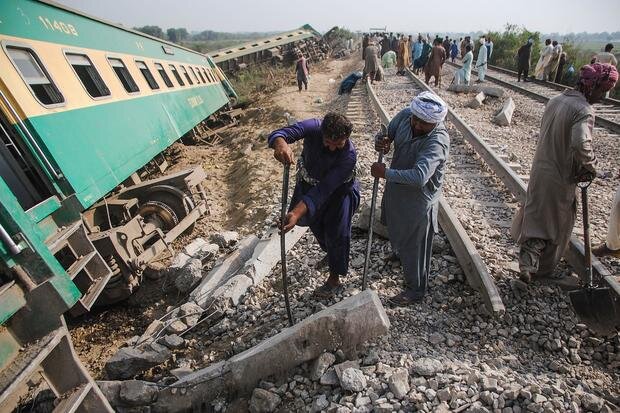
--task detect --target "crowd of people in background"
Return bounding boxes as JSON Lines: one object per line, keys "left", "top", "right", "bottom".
{"left": 357, "top": 31, "right": 617, "bottom": 93}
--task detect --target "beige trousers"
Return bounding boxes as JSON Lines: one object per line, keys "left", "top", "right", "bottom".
{"left": 606, "top": 186, "right": 620, "bottom": 250}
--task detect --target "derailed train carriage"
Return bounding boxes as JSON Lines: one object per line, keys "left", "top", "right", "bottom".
{"left": 0, "top": 0, "right": 237, "bottom": 410}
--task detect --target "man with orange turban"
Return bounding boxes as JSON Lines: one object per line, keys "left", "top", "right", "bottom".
{"left": 512, "top": 63, "right": 618, "bottom": 283}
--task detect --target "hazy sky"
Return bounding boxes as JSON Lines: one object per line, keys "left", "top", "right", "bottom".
{"left": 56, "top": 0, "right": 620, "bottom": 34}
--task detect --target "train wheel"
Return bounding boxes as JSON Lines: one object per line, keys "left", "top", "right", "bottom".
{"left": 140, "top": 185, "right": 196, "bottom": 235}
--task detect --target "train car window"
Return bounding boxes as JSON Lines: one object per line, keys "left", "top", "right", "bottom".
{"left": 196, "top": 67, "right": 206, "bottom": 83}
{"left": 201, "top": 68, "right": 212, "bottom": 83}
{"left": 107, "top": 57, "right": 139, "bottom": 93}
{"left": 207, "top": 68, "right": 217, "bottom": 83}
{"left": 189, "top": 66, "right": 200, "bottom": 83}
{"left": 154, "top": 63, "right": 173, "bottom": 88}
{"left": 180, "top": 66, "right": 193, "bottom": 85}
{"left": 135, "top": 61, "right": 159, "bottom": 90}
{"left": 207, "top": 69, "right": 216, "bottom": 83}
{"left": 6, "top": 46, "right": 64, "bottom": 106}
{"left": 169, "top": 64, "right": 185, "bottom": 86}
{"left": 66, "top": 53, "right": 110, "bottom": 98}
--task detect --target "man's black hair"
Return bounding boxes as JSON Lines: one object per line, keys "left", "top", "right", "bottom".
{"left": 605, "top": 43, "right": 614, "bottom": 52}
{"left": 466, "top": 45, "right": 472, "bottom": 51}
{"left": 321, "top": 113, "right": 353, "bottom": 140}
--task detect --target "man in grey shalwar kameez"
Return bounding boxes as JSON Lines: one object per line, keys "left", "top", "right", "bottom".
{"left": 512, "top": 63, "right": 618, "bottom": 283}
{"left": 372, "top": 92, "right": 450, "bottom": 305}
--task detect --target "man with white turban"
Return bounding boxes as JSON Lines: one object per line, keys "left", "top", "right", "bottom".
{"left": 371, "top": 92, "right": 450, "bottom": 305}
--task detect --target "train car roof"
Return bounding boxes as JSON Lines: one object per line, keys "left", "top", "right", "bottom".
{"left": 210, "top": 24, "right": 321, "bottom": 63}
{"left": 0, "top": 1, "right": 213, "bottom": 64}
{"left": 37, "top": 0, "right": 209, "bottom": 59}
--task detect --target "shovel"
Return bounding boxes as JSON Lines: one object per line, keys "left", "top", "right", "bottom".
{"left": 362, "top": 124, "right": 388, "bottom": 290}
{"left": 280, "top": 162, "right": 294, "bottom": 326}
{"left": 569, "top": 182, "right": 619, "bottom": 335}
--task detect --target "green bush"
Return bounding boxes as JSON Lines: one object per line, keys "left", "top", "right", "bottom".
{"left": 486, "top": 24, "right": 540, "bottom": 70}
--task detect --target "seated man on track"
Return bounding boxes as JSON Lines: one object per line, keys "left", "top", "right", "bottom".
{"left": 372, "top": 92, "right": 450, "bottom": 305}
{"left": 268, "top": 113, "right": 360, "bottom": 298}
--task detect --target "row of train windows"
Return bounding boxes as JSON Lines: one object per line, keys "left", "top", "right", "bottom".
{"left": 6, "top": 45, "right": 220, "bottom": 106}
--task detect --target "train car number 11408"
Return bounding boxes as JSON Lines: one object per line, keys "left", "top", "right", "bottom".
{"left": 38, "top": 16, "right": 78, "bottom": 36}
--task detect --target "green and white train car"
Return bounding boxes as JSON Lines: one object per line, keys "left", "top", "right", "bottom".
{"left": 0, "top": 1, "right": 237, "bottom": 409}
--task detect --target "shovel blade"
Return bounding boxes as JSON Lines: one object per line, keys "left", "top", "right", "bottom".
{"left": 569, "top": 287, "right": 620, "bottom": 335}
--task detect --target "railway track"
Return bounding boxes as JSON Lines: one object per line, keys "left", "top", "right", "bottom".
{"left": 446, "top": 61, "right": 620, "bottom": 134}
{"left": 438, "top": 62, "right": 620, "bottom": 274}
{"left": 368, "top": 67, "right": 619, "bottom": 326}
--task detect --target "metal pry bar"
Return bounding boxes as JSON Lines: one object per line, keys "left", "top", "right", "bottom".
{"left": 280, "top": 163, "right": 294, "bottom": 326}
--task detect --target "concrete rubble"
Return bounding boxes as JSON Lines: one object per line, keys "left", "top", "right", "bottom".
{"left": 104, "top": 229, "right": 307, "bottom": 381}
{"left": 467, "top": 91, "right": 486, "bottom": 109}
{"left": 99, "top": 290, "right": 390, "bottom": 412}
{"left": 353, "top": 201, "right": 388, "bottom": 239}
{"left": 494, "top": 97, "right": 515, "bottom": 126}
{"left": 105, "top": 343, "right": 171, "bottom": 380}
{"left": 447, "top": 83, "right": 505, "bottom": 98}
{"left": 210, "top": 230, "right": 239, "bottom": 248}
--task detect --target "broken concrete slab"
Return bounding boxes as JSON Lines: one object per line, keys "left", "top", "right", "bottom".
{"left": 467, "top": 91, "right": 486, "bottom": 109}
{"left": 173, "top": 258, "right": 203, "bottom": 293}
{"left": 105, "top": 345, "right": 171, "bottom": 380}
{"left": 97, "top": 381, "right": 122, "bottom": 406}
{"left": 339, "top": 367, "right": 366, "bottom": 392}
{"left": 210, "top": 273, "right": 254, "bottom": 307}
{"left": 447, "top": 83, "right": 505, "bottom": 98}
{"left": 242, "top": 227, "right": 308, "bottom": 286}
{"left": 190, "top": 235, "right": 260, "bottom": 308}
{"left": 310, "top": 352, "right": 336, "bottom": 381}
{"left": 182, "top": 238, "right": 219, "bottom": 262}
{"left": 159, "top": 334, "right": 185, "bottom": 349}
{"left": 334, "top": 360, "right": 361, "bottom": 381}
{"left": 110, "top": 290, "right": 389, "bottom": 412}
{"left": 211, "top": 230, "right": 239, "bottom": 248}
{"left": 388, "top": 368, "right": 410, "bottom": 399}
{"left": 353, "top": 202, "right": 388, "bottom": 239}
{"left": 166, "top": 320, "right": 187, "bottom": 335}
{"left": 136, "top": 319, "right": 164, "bottom": 346}
{"left": 119, "top": 380, "right": 159, "bottom": 406}
{"left": 179, "top": 302, "right": 202, "bottom": 327}
{"left": 248, "top": 388, "right": 282, "bottom": 413}
{"left": 226, "top": 289, "right": 389, "bottom": 392}
{"left": 494, "top": 97, "right": 515, "bottom": 126}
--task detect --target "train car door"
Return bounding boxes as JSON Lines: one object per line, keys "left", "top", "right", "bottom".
{"left": 0, "top": 110, "right": 52, "bottom": 211}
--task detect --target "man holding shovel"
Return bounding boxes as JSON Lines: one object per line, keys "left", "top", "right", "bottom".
{"left": 371, "top": 92, "right": 450, "bottom": 305}
{"left": 512, "top": 63, "right": 618, "bottom": 284}
{"left": 268, "top": 112, "right": 360, "bottom": 298}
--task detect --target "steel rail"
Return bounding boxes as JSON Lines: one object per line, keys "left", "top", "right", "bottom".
{"left": 486, "top": 64, "right": 620, "bottom": 106}
{"left": 446, "top": 62, "right": 620, "bottom": 135}
{"left": 404, "top": 68, "right": 620, "bottom": 300}
{"left": 365, "top": 77, "right": 506, "bottom": 316}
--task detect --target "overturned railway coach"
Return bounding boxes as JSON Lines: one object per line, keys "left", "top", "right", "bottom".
{"left": 0, "top": 1, "right": 237, "bottom": 407}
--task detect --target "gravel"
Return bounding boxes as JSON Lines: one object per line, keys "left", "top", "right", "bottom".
{"left": 107, "top": 61, "right": 618, "bottom": 412}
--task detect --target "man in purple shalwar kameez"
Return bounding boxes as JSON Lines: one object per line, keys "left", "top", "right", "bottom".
{"left": 268, "top": 113, "right": 360, "bottom": 297}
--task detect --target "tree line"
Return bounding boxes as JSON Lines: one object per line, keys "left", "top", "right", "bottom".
{"left": 133, "top": 25, "right": 278, "bottom": 43}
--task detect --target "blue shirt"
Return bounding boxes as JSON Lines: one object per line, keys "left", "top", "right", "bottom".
{"left": 268, "top": 119, "right": 358, "bottom": 220}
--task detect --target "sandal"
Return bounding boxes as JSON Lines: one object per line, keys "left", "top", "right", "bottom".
{"left": 388, "top": 292, "right": 423, "bottom": 307}
{"left": 313, "top": 282, "right": 343, "bottom": 299}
